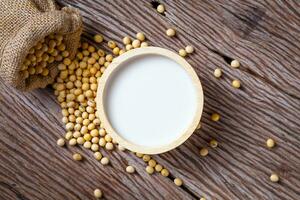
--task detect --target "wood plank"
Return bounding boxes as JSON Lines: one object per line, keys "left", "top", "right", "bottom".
{"left": 0, "top": 0, "right": 299, "bottom": 200}
{"left": 164, "top": 0, "right": 300, "bottom": 97}
{"left": 0, "top": 82, "right": 194, "bottom": 200}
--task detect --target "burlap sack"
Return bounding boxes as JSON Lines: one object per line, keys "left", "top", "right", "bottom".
{"left": 0, "top": 0, "right": 82, "bottom": 90}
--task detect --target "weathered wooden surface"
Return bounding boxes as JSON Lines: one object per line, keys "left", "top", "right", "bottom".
{"left": 1, "top": 0, "right": 300, "bottom": 199}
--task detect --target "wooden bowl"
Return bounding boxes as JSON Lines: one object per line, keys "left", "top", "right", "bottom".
{"left": 96, "top": 47, "right": 203, "bottom": 154}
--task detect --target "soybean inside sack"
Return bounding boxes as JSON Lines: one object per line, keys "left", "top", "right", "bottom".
{"left": 0, "top": 0, "right": 82, "bottom": 90}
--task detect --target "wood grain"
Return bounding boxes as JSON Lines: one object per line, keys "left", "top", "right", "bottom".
{"left": 1, "top": 0, "right": 300, "bottom": 199}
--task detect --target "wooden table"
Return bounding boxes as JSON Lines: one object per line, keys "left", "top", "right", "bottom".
{"left": 1, "top": 0, "right": 300, "bottom": 199}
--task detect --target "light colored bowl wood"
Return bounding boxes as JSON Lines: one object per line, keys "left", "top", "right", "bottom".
{"left": 96, "top": 47, "right": 203, "bottom": 154}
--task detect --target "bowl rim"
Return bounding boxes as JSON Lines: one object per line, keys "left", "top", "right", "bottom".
{"left": 96, "top": 47, "right": 204, "bottom": 154}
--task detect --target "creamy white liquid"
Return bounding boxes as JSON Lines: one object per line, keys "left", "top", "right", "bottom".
{"left": 104, "top": 54, "right": 198, "bottom": 148}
